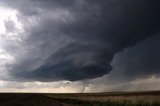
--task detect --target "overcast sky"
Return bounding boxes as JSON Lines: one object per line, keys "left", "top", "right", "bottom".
{"left": 0, "top": 0, "right": 160, "bottom": 93}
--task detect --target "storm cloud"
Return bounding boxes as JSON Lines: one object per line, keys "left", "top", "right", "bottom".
{"left": 0, "top": 0, "right": 160, "bottom": 82}
{"left": 110, "top": 34, "right": 160, "bottom": 81}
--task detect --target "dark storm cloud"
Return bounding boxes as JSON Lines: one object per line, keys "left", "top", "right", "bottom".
{"left": 87, "top": 34, "right": 160, "bottom": 92}
{"left": 110, "top": 34, "right": 160, "bottom": 81}
{"left": 14, "top": 43, "right": 114, "bottom": 81}
{"left": 1, "top": 0, "right": 160, "bottom": 81}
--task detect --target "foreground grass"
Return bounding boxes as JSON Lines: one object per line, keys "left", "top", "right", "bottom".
{"left": 44, "top": 92, "right": 160, "bottom": 106}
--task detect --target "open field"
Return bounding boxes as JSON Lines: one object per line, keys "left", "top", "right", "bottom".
{"left": 0, "top": 91, "right": 160, "bottom": 106}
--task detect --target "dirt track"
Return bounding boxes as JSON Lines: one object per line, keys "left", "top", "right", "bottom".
{"left": 0, "top": 94, "right": 66, "bottom": 106}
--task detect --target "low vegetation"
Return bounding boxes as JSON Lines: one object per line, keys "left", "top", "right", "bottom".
{"left": 44, "top": 91, "right": 160, "bottom": 106}
{"left": 0, "top": 91, "right": 159, "bottom": 106}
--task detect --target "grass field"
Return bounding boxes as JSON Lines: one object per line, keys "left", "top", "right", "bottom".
{"left": 0, "top": 91, "right": 160, "bottom": 106}
{"left": 44, "top": 91, "right": 160, "bottom": 106}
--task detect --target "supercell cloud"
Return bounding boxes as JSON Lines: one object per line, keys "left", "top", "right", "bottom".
{"left": 0, "top": 0, "right": 160, "bottom": 84}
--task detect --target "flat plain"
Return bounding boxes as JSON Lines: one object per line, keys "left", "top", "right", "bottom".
{"left": 0, "top": 91, "right": 160, "bottom": 106}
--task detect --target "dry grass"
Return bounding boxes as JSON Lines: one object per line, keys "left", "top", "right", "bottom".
{"left": 44, "top": 92, "right": 160, "bottom": 106}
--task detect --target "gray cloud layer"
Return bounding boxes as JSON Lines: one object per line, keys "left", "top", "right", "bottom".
{"left": 0, "top": 0, "right": 160, "bottom": 82}
{"left": 111, "top": 34, "right": 160, "bottom": 81}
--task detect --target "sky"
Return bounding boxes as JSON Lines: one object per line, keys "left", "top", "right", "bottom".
{"left": 0, "top": 0, "right": 160, "bottom": 93}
